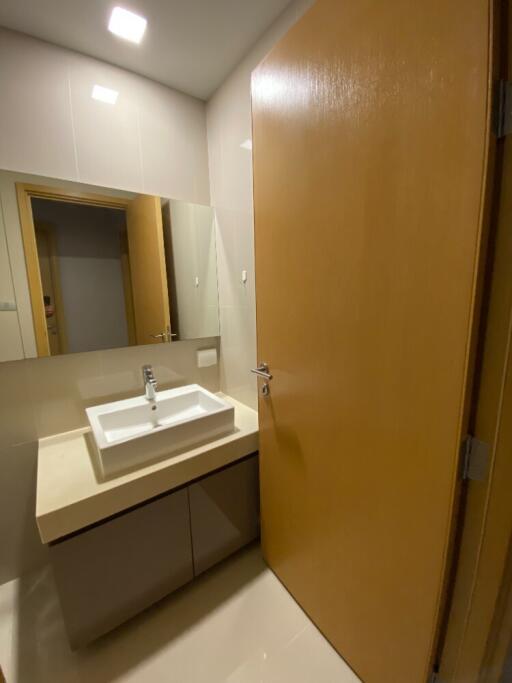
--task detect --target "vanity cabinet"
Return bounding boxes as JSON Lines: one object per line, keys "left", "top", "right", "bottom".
{"left": 49, "top": 455, "right": 259, "bottom": 648}
{"left": 50, "top": 488, "right": 193, "bottom": 649}
{"left": 189, "top": 456, "right": 260, "bottom": 574}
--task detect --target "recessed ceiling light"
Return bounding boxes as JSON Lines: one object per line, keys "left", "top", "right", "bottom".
{"left": 240, "top": 139, "right": 252, "bottom": 150}
{"left": 108, "top": 7, "right": 147, "bottom": 44}
{"left": 91, "top": 84, "right": 119, "bottom": 104}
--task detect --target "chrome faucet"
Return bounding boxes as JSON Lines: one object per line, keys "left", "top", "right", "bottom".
{"left": 142, "top": 364, "right": 157, "bottom": 401}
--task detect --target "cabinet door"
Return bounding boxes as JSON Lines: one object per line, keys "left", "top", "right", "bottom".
{"left": 189, "top": 456, "right": 259, "bottom": 575}
{"left": 50, "top": 489, "right": 193, "bottom": 648}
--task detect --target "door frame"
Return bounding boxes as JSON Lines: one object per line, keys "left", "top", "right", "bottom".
{"left": 15, "top": 182, "right": 130, "bottom": 356}
{"left": 438, "top": 165, "right": 512, "bottom": 682}
{"left": 34, "top": 223, "right": 69, "bottom": 354}
{"left": 437, "top": 2, "right": 512, "bottom": 677}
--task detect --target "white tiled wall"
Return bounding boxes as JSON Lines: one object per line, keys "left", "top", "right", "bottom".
{"left": 0, "top": 30, "right": 77, "bottom": 180}
{"left": 206, "top": 0, "right": 314, "bottom": 410}
{"left": 0, "top": 27, "right": 210, "bottom": 203}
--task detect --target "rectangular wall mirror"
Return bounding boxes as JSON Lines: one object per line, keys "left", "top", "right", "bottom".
{"left": 0, "top": 170, "right": 220, "bottom": 362}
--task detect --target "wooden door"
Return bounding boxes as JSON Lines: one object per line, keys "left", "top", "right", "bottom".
{"left": 126, "top": 194, "right": 170, "bottom": 345}
{"left": 251, "top": 1, "right": 493, "bottom": 682}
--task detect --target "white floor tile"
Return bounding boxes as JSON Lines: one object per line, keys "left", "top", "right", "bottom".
{"left": 0, "top": 545, "right": 359, "bottom": 683}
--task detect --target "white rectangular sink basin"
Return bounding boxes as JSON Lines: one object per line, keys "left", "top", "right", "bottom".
{"left": 86, "top": 384, "right": 235, "bottom": 478}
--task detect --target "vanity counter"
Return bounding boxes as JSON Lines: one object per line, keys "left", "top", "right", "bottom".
{"left": 36, "top": 394, "right": 258, "bottom": 543}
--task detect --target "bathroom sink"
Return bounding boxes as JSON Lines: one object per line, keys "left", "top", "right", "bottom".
{"left": 86, "top": 384, "right": 235, "bottom": 477}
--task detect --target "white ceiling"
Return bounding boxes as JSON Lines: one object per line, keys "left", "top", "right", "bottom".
{"left": 0, "top": 0, "right": 293, "bottom": 99}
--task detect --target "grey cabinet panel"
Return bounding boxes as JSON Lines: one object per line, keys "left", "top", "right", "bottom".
{"left": 50, "top": 488, "right": 193, "bottom": 648}
{"left": 189, "top": 455, "right": 259, "bottom": 575}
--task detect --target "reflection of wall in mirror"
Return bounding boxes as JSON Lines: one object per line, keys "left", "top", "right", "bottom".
{"left": 162, "top": 200, "right": 220, "bottom": 341}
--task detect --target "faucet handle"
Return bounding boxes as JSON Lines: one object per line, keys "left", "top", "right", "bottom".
{"left": 142, "top": 364, "right": 156, "bottom": 383}
{"left": 142, "top": 365, "right": 158, "bottom": 401}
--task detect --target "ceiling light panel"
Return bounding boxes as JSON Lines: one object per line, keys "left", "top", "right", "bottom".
{"left": 91, "top": 84, "right": 119, "bottom": 104}
{"left": 108, "top": 7, "right": 147, "bottom": 44}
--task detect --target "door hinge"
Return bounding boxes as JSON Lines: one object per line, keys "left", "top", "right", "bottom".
{"left": 493, "top": 80, "right": 512, "bottom": 138}
{"left": 460, "top": 435, "right": 491, "bottom": 482}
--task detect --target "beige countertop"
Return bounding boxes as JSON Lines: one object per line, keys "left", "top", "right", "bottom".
{"left": 36, "top": 394, "right": 259, "bottom": 544}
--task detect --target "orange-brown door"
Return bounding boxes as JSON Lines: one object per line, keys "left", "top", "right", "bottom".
{"left": 125, "top": 194, "right": 170, "bottom": 345}
{"left": 251, "top": 1, "right": 493, "bottom": 682}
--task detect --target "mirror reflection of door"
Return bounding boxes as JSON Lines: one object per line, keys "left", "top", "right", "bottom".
{"left": 125, "top": 193, "right": 171, "bottom": 346}
{"left": 34, "top": 224, "right": 67, "bottom": 355}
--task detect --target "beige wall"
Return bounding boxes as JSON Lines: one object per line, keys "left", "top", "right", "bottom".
{"left": 0, "top": 29, "right": 216, "bottom": 584}
{"left": 206, "top": 0, "right": 314, "bottom": 410}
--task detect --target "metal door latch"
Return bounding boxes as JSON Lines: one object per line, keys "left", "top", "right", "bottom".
{"left": 251, "top": 362, "right": 272, "bottom": 397}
